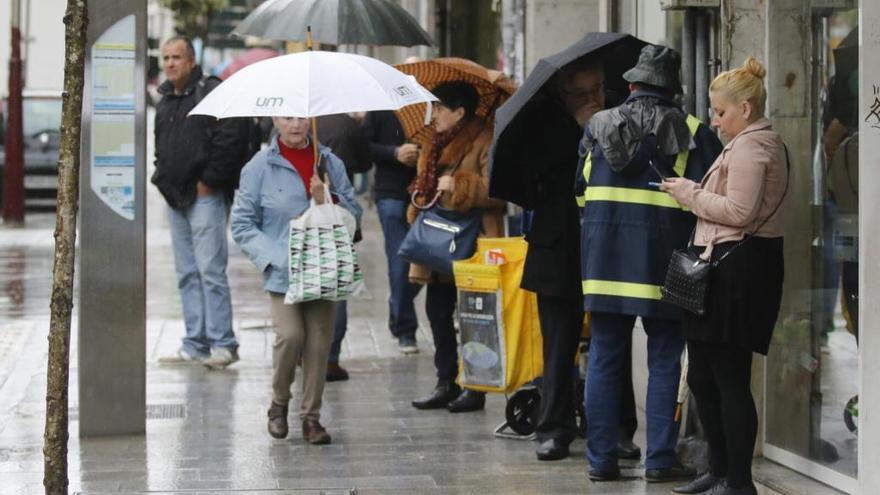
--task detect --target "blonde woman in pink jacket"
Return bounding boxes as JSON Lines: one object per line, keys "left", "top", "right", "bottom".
{"left": 659, "top": 58, "right": 788, "bottom": 495}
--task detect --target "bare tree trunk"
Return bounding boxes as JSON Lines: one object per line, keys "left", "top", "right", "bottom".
{"left": 44, "top": 1, "right": 87, "bottom": 494}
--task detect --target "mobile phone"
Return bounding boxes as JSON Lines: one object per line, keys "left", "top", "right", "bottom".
{"left": 648, "top": 159, "right": 667, "bottom": 180}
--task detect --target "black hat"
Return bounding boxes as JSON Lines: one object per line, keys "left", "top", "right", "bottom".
{"left": 622, "top": 44, "right": 683, "bottom": 95}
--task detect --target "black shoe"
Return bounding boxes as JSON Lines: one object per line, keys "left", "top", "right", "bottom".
{"left": 588, "top": 467, "right": 620, "bottom": 482}
{"left": 713, "top": 480, "right": 757, "bottom": 495}
{"left": 326, "top": 362, "right": 349, "bottom": 382}
{"left": 267, "top": 401, "right": 288, "bottom": 439}
{"left": 617, "top": 439, "right": 641, "bottom": 460}
{"left": 412, "top": 381, "right": 462, "bottom": 410}
{"left": 645, "top": 464, "right": 697, "bottom": 483}
{"left": 536, "top": 438, "right": 570, "bottom": 461}
{"left": 447, "top": 389, "right": 485, "bottom": 413}
{"left": 673, "top": 472, "right": 722, "bottom": 494}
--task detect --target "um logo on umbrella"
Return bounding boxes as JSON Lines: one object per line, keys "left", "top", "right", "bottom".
{"left": 256, "top": 97, "right": 285, "bottom": 108}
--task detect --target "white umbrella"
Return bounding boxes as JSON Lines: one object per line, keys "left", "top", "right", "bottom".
{"left": 189, "top": 50, "right": 437, "bottom": 119}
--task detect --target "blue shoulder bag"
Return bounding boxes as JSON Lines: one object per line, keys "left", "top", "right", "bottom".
{"left": 398, "top": 159, "right": 482, "bottom": 274}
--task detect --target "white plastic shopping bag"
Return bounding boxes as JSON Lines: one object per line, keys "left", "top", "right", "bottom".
{"left": 285, "top": 185, "right": 363, "bottom": 304}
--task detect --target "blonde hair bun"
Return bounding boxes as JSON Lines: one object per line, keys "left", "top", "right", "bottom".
{"left": 742, "top": 57, "right": 767, "bottom": 80}
{"left": 710, "top": 56, "right": 768, "bottom": 116}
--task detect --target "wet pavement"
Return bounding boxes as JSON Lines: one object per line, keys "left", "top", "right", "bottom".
{"left": 0, "top": 183, "right": 684, "bottom": 494}
{"left": 0, "top": 108, "right": 680, "bottom": 494}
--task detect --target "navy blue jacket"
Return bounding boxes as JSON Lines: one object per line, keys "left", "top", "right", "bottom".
{"left": 575, "top": 92, "right": 722, "bottom": 319}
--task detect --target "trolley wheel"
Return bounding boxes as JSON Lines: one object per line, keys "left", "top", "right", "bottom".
{"left": 506, "top": 388, "right": 541, "bottom": 436}
{"left": 575, "top": 378, "right": 587, "bottom": 438}
{"left": 844, "top": 395, "right": 859, "bottom": 435}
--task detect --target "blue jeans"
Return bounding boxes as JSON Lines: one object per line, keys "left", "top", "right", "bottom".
{"left": 168, "top": 194, "right": 237, "bottom": 357}
{"left": 375, "top": 198, "right": 421, "bottom": 338}
{"left": 329, "top": 300, "right": 347, "bottom": 363}
{"left": 586, "top": 312, "right": 683, "bottom": 471}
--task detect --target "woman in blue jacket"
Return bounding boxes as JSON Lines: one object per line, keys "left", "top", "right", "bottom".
{"left": 231, "top": 116, "right": 362, "bottom": 445}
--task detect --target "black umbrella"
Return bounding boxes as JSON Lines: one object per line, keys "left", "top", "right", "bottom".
{"left": 489, "top": 33, "right": 646, "bottom": 206}
{"left": 232, "top": 0, "right": 434, "bottom": 47}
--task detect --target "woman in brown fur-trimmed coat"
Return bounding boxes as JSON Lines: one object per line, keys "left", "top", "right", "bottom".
{"left": 408, "top": 82, "right": 506, "bottom": 414}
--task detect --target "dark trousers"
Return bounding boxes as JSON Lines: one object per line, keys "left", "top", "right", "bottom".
{"left": 620, "top": 338, "right": 638, "bottom": 442}
{"left": 536, "top": 295, "right": 639, "bottom": 444}
{"left": 687, "top": 340, "right": 756, "bottom": 488}
{"left": 376, "top": 198, "right": 422, "bottom": 338}
{"left": 426, "top": 282, "right": 458, "bottom": 382}
{"left": 535, "top": 294, "right": 583, "bottom": 443}
{"left": 328, "top": 300, "right": 347, "bottom": 364}
{"left": 586, "top": 312, "right": 683, "bottom": 470}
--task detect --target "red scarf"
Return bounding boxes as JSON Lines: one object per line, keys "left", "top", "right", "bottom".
{"left": 409, "top": 119, "right": 468, "bottom": 207}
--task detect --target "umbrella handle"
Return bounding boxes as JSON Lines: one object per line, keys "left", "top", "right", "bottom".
{"left": 410, "top": 190, "right": 441, "bottom": 211}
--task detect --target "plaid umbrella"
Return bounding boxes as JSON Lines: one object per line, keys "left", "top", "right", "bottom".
{"left": 394, "top": 58, "right": 517, "bottom": 144}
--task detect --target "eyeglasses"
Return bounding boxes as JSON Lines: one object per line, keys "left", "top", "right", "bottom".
{"left": 560, "top": 81, "right": 605, "bottom": 102}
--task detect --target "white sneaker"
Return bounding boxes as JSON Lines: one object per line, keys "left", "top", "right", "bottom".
{"left": 158, "top": 348, "right": 205, "bottom": 365}
{"left": 203, "top": 347, "right": 240, "bottom": 370}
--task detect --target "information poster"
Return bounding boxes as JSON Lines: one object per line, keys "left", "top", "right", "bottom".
{"left": 457, "top": 290, "right": 506, "bottom": 388}
{"left": 90, "top": 15, "right": 136, "bottom": 220}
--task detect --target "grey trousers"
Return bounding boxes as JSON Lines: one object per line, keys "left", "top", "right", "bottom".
{"left": 269, "top": 293, "right": 336, "bottom": 421}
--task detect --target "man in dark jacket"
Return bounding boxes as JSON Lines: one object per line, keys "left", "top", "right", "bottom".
{"left": 520, "top": 59, "right": 639, "bottom": 462}
{"left": 153, "top": 37, "right": 242, "bottom": 369}
{"left": 361, "top": 110, "right": 422, "bottom": 354}
{"left": 576, "top": 45, "right": 722, "bottom": 483}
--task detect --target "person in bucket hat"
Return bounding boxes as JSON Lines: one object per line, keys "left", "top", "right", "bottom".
{"left": 622, "top": 44, "right": 684, "bottom": 95}
{"left": 574, "top": 44, "right": 722, "bottom": 483}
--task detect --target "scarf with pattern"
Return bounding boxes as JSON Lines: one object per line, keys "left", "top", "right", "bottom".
{"left": 408, "top": 118, "right": 469, "bottom": 208}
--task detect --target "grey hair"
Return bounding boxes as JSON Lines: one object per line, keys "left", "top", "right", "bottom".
{"left": 164, "top": 36, "right": 196, "bottom": 60}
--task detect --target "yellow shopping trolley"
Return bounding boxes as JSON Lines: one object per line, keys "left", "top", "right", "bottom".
{"left": 453, "top": 237, "right": 545, "bottom": 437}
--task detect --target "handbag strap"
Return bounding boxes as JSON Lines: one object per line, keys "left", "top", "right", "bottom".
{"left": 711, "top": 144, "right": 791, "bottom": 265}
{"left": 410, "top": 153, "right": 468, "bottom": 211}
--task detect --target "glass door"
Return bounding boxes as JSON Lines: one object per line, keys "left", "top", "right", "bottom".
{"left": 763, "top": 5, "right": 859, "bottom": 493}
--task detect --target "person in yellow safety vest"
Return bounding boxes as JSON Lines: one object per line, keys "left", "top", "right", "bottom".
{"left": 575, "top": 45, "right": 722, "bottom": 483}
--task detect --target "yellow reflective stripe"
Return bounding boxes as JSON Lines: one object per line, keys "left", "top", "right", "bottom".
{"left": 582, "top": 152, "right": 593, "bottom": 183}
{"left": 583, "top": 186, "right": 684, "bottom": 209}
{"left": 674, "top": 115, "right": 703, "bottom": 177}
{"left": 582, "top": 279, "right": 663, "bottom": 300}
{"left": 575, "top": 195, "right": 586, "bottom": 207}
{"left": 674, "top": 150, "right": 688, "bottom": 177}
{"left": 686, "top": 114, "right": 702, "bottom": 134}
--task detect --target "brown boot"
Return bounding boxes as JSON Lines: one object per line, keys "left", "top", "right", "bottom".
{"left": 302, "top": 419, "right": 331, "bottom": 445}
{"left": 267, "top": 401, "right": 288, "bottom": 439}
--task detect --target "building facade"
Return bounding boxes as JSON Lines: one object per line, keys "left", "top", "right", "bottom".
{"left": 400, "top": 1, "right": 876, "bottom": 493}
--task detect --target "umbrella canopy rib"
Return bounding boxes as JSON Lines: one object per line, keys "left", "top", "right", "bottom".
{"left": 232, "top": 0, "right": 433, "bottom": 47}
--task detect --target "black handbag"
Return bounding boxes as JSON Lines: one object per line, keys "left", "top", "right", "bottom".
{"left": 660, "top": 246, "right": 714, "bottom": 316}
{"left": 661, "top": 145, "right": 790, "bottom": 315}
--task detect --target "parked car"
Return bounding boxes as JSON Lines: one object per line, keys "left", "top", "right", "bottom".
{"left": 0, "top": 90, "right": 63, "bottom": 208}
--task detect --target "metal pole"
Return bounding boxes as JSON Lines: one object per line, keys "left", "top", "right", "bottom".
{"left": 3, "top": 0, "right": 25, "bottom": 224}
{"left": 695, "top": 11, "right": 709, "bottom": 121}
{"left": 681, "top": 8, "right": 696, "bottom": 115}
{"left": 599, "top": 0, "right": 615, "bottom": 32}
